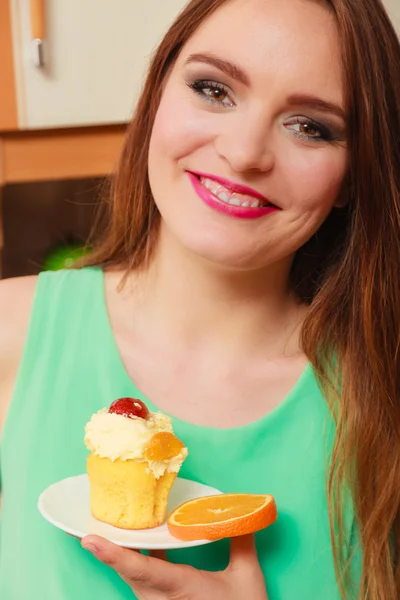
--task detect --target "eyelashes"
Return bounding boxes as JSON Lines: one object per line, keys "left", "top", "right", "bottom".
{"left": 186, "top": 77, "right": 342, "bottom": 143}
{"left": 284, "top": 117, "right": 338, "bottom": 142}
{"left": 187, "top": 79, "right": 235, "bottom": 108}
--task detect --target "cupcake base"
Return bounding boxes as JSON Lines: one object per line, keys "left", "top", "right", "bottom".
{"left": 86, "top": 453, "right": 177, "bottom": 529}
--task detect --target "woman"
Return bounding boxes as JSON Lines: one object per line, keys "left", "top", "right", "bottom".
{"left": 0, "top": 0, "right": 399, "bottom": 598}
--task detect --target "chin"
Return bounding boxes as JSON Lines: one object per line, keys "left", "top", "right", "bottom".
{"left": 159, "top": 214, "right": 284, "bottom": 272}
{"left": 180, "top": 236, "right": 269, "bottom": 272}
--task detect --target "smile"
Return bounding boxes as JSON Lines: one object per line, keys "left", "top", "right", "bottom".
{"left": 200, "top": 176, "right": 269, "bottom": 207}
{"left": 187, "top": 171, "right": 279, "bottom": 220}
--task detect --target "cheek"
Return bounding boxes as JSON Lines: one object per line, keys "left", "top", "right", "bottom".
{"left": 282, "top": 146, "right": 347, "bottom": 214}
{"left": 149, "top": 90, "right": 215, "bottom": 167}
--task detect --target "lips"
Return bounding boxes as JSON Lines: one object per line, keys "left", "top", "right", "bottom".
{"left": 187, "top": 170, "right": 275, "bottom": 209}
{"left": 187, "top": 171, "right": 279, "bottom": 220}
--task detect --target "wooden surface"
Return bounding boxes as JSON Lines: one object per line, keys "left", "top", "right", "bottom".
{"left": 0, "top": 124, "right": 126, "bottom": 184}
{"left": 30, "top": 0, "right": 47, "bottom": 39}
{"left": 0, "top": 1, "right": 18, "bottom": 130}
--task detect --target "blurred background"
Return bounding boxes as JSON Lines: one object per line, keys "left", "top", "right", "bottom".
{"left": 0, "top": 0, "right": 399, "bottom": 279}
{"left": 0, "top": 0, "right": 187, "bottom": 277}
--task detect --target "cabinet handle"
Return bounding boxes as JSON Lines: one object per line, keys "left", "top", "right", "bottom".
{"left": 30, "top": 0, "right": 46, "bottom": 67}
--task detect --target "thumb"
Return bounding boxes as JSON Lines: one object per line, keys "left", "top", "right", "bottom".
{"left": 82, "top": 535, "right": 182, "bottom": 593}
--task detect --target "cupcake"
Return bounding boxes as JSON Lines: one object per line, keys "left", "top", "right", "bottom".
{"left": 84, "top": 397, "right": 188, "bottom": 529}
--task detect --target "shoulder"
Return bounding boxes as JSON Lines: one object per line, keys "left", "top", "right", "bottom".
{"left": 0, "top": 275, "right": 38, "bottom": 370}
{"left": 0, "top": 275, "right": 38, "bottom": 348}
{"left": 0, "top": 275, "right": 38, "bottom": 434}
{"left": 0, "top": 267, "right": 101, "bottom": 348}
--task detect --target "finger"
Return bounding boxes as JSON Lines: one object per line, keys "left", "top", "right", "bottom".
{"left": 229, "top": 534, "right": 259, "bottom": 568}
{"left": 228, "top": 534, "right": 269, "bottom": 598}
{"left": 81, "top": 535, "right": 183, "bottom": 593}
{"left": 149, "top": 549, "right": 168, "bottom": 561}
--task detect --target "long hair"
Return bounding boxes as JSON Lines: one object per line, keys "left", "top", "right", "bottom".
{"left": 84, "top": 1, "right": 400, "bottom": 597}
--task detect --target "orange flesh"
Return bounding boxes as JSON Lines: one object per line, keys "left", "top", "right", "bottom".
{"left": 167, "top": 493, "right": 277, "bottom": 541}
{"left": 172, "top": 494, "right": 268, "bottom": 523}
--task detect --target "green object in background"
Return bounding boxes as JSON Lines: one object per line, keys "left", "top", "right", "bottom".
{"left": 43, "top": 243, "right": 91, "bottom": 271}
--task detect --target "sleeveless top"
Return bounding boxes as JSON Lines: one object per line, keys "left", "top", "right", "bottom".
{"left": 0, "top": 267, "right": 358, "bottom": 600}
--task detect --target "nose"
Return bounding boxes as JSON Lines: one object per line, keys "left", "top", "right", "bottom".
{"left": 214, "top": 115, "right": 275, "bottom": 174}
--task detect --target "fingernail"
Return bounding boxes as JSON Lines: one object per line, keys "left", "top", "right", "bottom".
{"left": 82, "top": 542, "right": 98, "bottom": 554}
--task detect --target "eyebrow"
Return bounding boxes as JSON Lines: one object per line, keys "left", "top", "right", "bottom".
{"left": 185, "top": 53, "right": 346, "bottom": 121}
{"left": 286, "top": 94, "right": 346, "bottom": 121}
{"left": 185, "top": 52, "right": 250, "bottom": 86}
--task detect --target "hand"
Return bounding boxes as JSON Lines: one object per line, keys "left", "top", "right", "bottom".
{"left": 81, "top": 533, "right": 269, "bottom": 600}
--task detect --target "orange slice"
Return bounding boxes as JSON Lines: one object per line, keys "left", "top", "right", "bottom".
{"left": 144, "top": 432, "right": 185, "bottom": 461}
{"left": 167, "top": 493, "right": 277, "bottom": 541}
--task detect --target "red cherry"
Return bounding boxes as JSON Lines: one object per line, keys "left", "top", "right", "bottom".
{"left": 108, "top": 398, "right": 150, "bottom": 420}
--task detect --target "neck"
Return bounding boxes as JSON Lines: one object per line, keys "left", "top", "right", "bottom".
{"left": 124, "top": 228, "right": 307, "bottom": 358}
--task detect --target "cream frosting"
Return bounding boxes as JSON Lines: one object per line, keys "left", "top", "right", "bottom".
{"left": 84, "top": 408, "right": 187, "bottom": 478}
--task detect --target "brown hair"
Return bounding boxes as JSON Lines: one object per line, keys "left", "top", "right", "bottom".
{"left": 84, "top": 1, "right": 400, "bottom": 597}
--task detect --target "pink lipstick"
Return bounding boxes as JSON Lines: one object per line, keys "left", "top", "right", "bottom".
{"left": 187, "top": 171, "right": 279, "bottom": 220}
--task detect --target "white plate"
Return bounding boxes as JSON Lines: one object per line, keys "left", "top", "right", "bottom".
{"left": 38, "top": 474, "right": 222, "bottom": 549}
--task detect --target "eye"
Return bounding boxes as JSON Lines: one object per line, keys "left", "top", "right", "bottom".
{"left": 285, "top": 117, "right": 335, "bottom": 142}
{"left": 188, "top": 79, "right": 235, "bottom": 108}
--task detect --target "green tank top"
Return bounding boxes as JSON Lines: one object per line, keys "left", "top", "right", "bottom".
{"left": 0, "top": 267, "right": 357, "bottom": 599}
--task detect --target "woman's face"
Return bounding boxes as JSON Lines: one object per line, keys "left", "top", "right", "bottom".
{"left": 148, "top": 0, "right": 347, "bottom": 271}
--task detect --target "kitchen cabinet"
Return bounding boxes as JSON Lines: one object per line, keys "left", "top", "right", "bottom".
{"left": 0, "top": 0, "right": 187, "bottom": 277}
{"left": 0, "top": 0, "right": 190, "bottom": 181}
{"left": 0, "top": 0, "right": 190, "bottom": 189}
{"left": 8, "top": 0, "right": 188, "bottom": 130}
{"left": 385, "top": 0, "right": 400, "bottom": 33}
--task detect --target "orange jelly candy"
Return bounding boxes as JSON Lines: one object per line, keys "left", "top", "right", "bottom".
{"left": 144, "top": 432, "right": 185, "bottom": 461}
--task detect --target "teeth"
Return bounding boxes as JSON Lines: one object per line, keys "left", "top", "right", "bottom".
{"left": 218, "top": 192, "right": 230, "bottom": 202}
{"left": 200, "top": 176, "right": 265, "bottom": 208}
